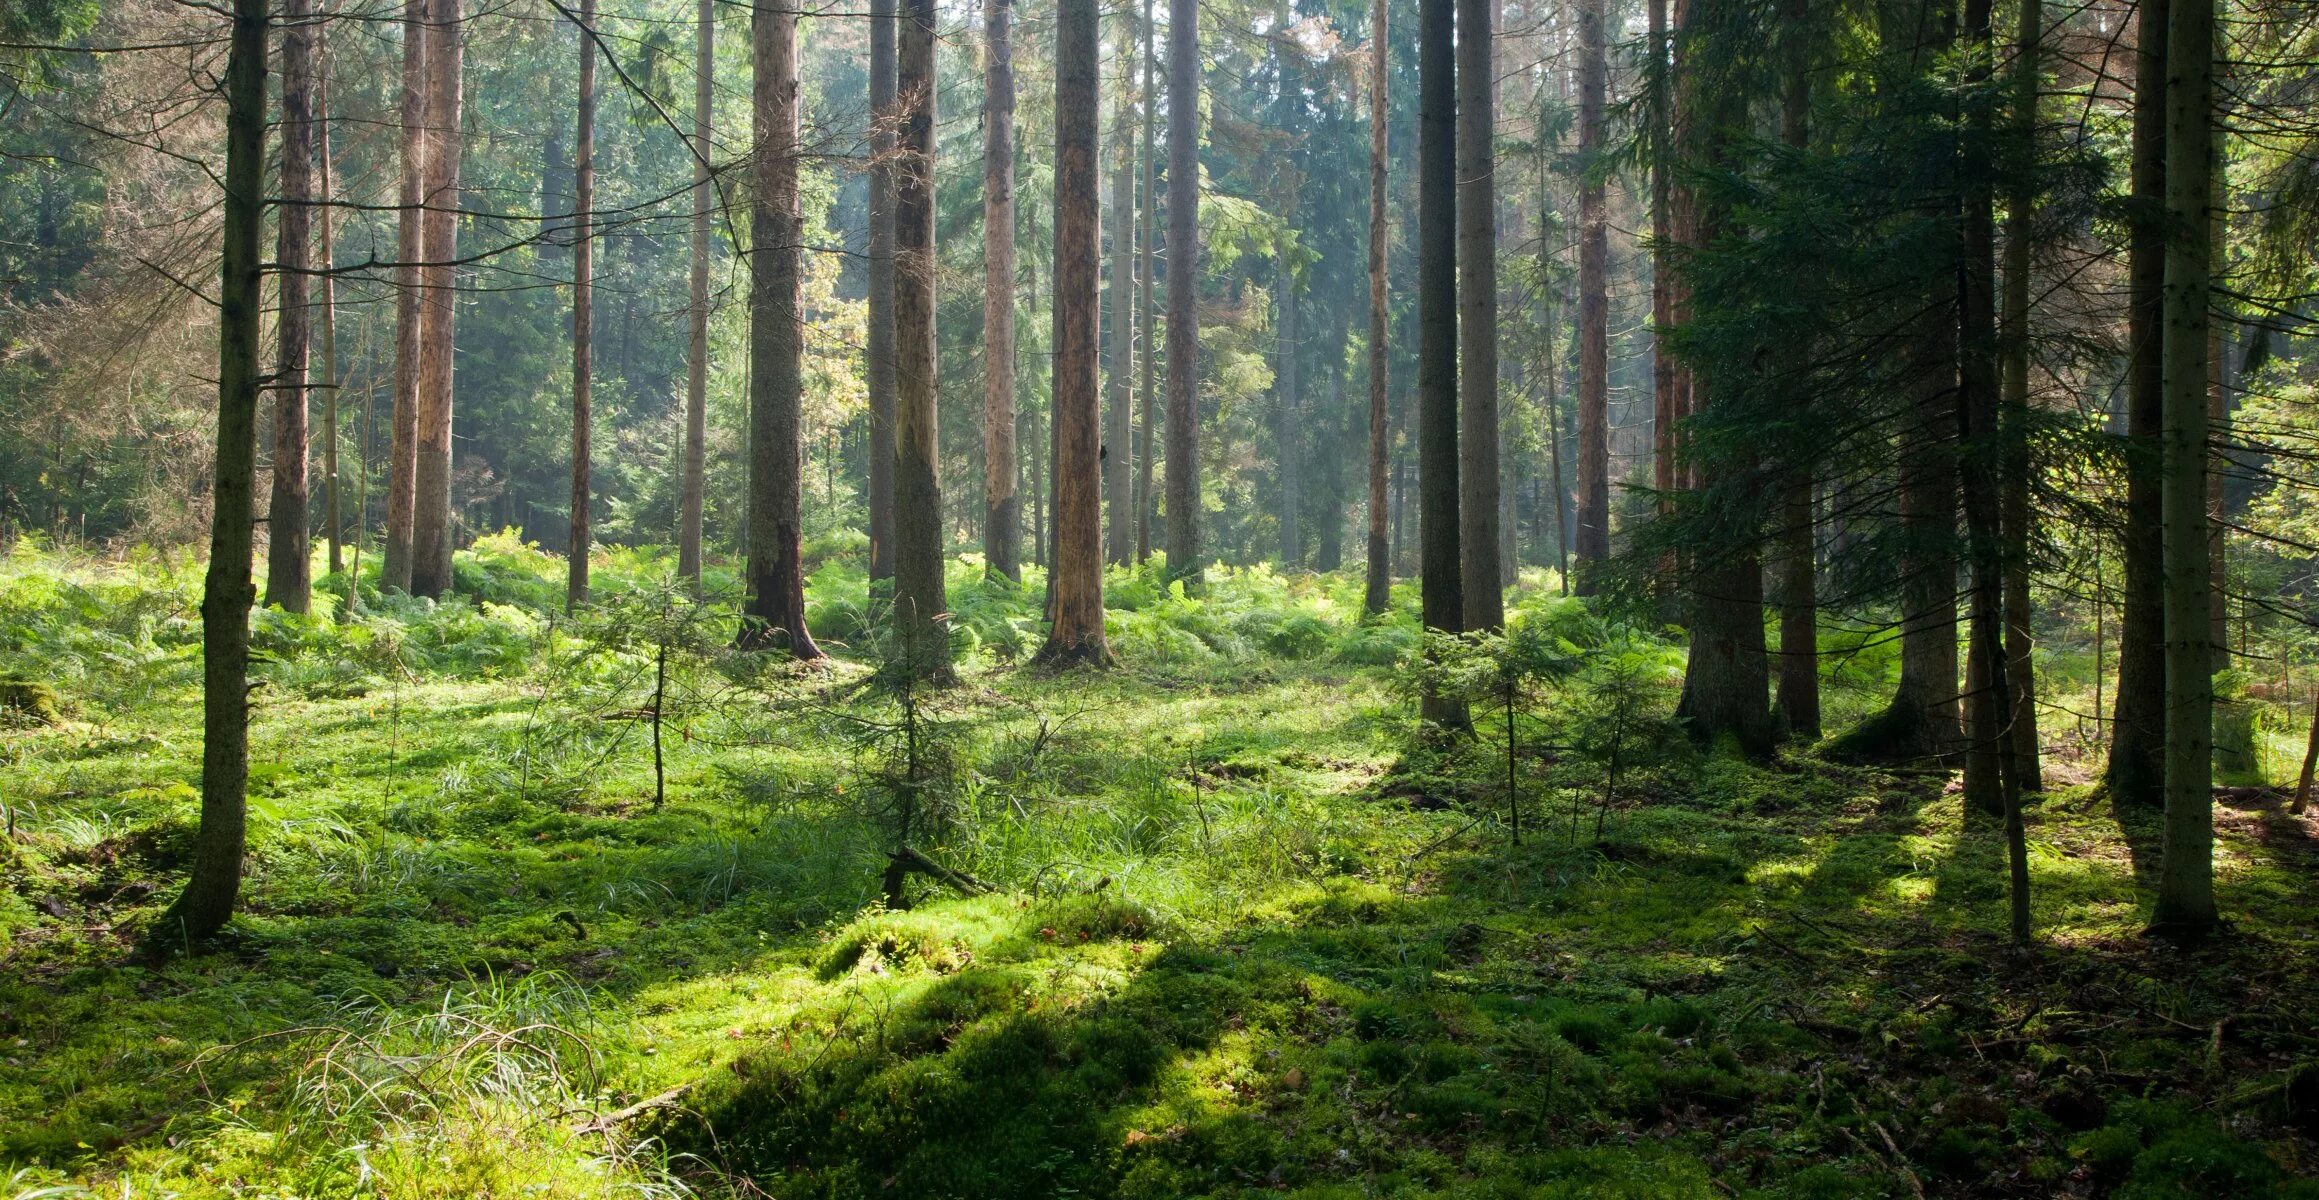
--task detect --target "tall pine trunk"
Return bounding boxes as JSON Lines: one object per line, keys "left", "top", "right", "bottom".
{"left": 266, "top": 0, "right": 313, "bottom": 614}
{"left": 1137, "top": 0, "right": 1158, "bottom": 562}
{"left": 2108, "top": 0, "right": 2167, "bottom": 806}
{"left": 408, "top": 0, "right": 462, "bottom": 598}
{"left": 740, "top": 0, "right": 822, "bottom": 658}
{"left": 166, "top": 0, "right": 267, "bottom": 942}
{"left": 1572, "top": 0, "right": 1610, "bottom": 590}
{"left": 1648, "top": 0, "right": 1674, "bottom": 506}
{"left": 867, "top": 0, "right": 898, "bottom": 583}
{"left": 1362, "top": 0, "right": 1391, "bottom": 615}
{"left": 1774, "top": 10, "right": 1817, "bottom": 738}
{"left": 317, "top": 26, "right": 342, "bottom": 580}
{"left": 1162, "top": 0, "right": 1202, "bottom": 589}
{"left": 892, "top": 0, "right": 951, "bottom": 676}
{"left": 568, "top": 0, "right": 595, "bottom": 611}
{"left": 679, "top": 0, "right": 713, "bottom": 583}
{"left": 1416, "top": 0, "right": 1464, "bottom": 727}
{"left": 1107, "top": 44, "right": 1136, "bottom": 567}
{"left": 2153, "top": 0, "right": 2215, "bottom": 934}
{"left": 1455, "top": 0, "right": 1499, "bottom": 629}
{"left": 2001, "top": 0, "right": 2042, "bottom": 789}
{"left": 1037, "top": 0, "right": 1113, "bottom": 666}
{"left": 984, "top": 0, "right": 1020, "bottom": 581}
{"left": 1276, "top": 238, "right": 1302, "bottom": 567}
{"left": 384, "top": 0, "right": 426, "bottom": 593}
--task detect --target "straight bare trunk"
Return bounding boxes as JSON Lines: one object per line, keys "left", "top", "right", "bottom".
{"left": 2002, "top": 0, "right": 2041, "bottom": 790}
{"left": 1107, "top": 52, "right": 1135, "bottom": 568}
{"left": 1037, "top": 0, "right": 1112, "bottom": 666}
{"left": 383, "top": 0, "right": 427, "bottom": 593}
{"left": 984, "top": 0, "right": 1020, "bottom": 581}
{"left": 1162, "top": 0, "right": 1202, "bottom": 589}
{"left": 1362, "top": 0, "right": 1390, "bottom": 615}
{"left": 892, "top": 0, "right": 951, "bottom": 675}
{"left": 266, "top": 0, "right": 314, "bottom": 614}
{"left": 2108, "top": 0, "right": 2167, "bottom": 806}
{"left": 1456, "top": 0, "right": 1499, "bottom": 629}
{"left": 1416, "top": 0, "right": 1463, "bottom": 726}
{"left": 1572, "top": 0, "right": 1610, "bottom": 589}
{"left": 1137, "top": 0, "right": 1157, "bottom": 562}
{"left": 568, "top": 0, "right": 595, "bottom": 611}
{"left": 317, "top": 29, "right": 342, "bottom": 580}
{"left": 408, "top": 0, "right": 462, "bottom": 598}
{"left": 680, "top": 0, "right": 713, "bottom": 583}
{"left": 741, "top": 0, "right": 822, "bottom": 658}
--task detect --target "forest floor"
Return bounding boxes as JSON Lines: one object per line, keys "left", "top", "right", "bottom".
{"left": 3, "top": 550, "right": 2318, "bottom": 1199}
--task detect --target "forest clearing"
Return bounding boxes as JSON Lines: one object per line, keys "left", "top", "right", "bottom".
{"left": 7, "top": 0, "right": 2319, "bottom": 1193}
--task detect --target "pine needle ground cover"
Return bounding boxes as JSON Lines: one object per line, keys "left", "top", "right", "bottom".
{"left": 2, "top": 545, "right": 2315, "bottom": 1199}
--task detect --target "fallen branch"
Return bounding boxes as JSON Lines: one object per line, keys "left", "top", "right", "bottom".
{"left": 888, "top": 845, "right": 993, "bottom": 897}
{"left": 573, "top": 1083, "right": 693, "bottom": 1135}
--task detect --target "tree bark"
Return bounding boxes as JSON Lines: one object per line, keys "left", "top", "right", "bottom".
{"left": 680, "top": 0, "right": 713, "bottom": 584}
{"left": 568, "top": 0, "right": 595, "bottom": 612}
{"left": 384, "top": 0, "right": 427, "bottom": 594}
{"left": 1772, "top": 7, "right": 1817, "bottom": 738}
{"left": 409, "top": 0, "right": 462, "bottom": 598}
{"left": 1137, "top": 0, "right": 1158, "bottom": 562}
{"left": 1162, "top": 0, "right": 1202, "bottom": 590}
{"left": 1417, "top": 0, "right": 1464, "bottom": 726}
{"left": 866, "top": 0, "right": 899, "bottom": 583}
{"left": 266, "top": 0, "right": 314, "bottom": 614}
{"left": 892, "top": 0, "right": 951, "bottom": 676}
{"left": 1362, "top": 0, "right": 1391, "bottom": 615}
{"left": 1649, "top": 0, "right": 1673, "bottom": 506}
{"left": 2001, "top": 0, "right": 2041, "bottom": 789}
{"left": 1275, "top": 236, "right": 1302, "bottom": 567}
{"left": 984, "top": 0, "right": 1020, "bottom": 582}
{"left": 1455, "top": 0, "right": 1499, "bottom": 629}
{"left": 1037, "top": 0, "right": 1112, "bottom": 667}
{"left": 2108, "top": 0, "right": 2167, "bottom": 807}
{"left": 2153, "top": 0, "right": 2215, "bottom": 934}
{"left": 740, "top": 0, "right": 822, "bottom": 658}
{"left": 167, "top": 0, "right": 266, "bottom": 942}
{"left": 1572, "top": 0, "right": 1610, "bottom": 590}
{"left": 317, "top": 28, "right": 342, "bottom": 580}
{"left": 1108, "top": 42, "right": 1136, "bottom": 568}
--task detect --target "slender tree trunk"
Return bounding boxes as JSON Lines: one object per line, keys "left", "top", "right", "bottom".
{"left": 984, "top": 0, "right": 1020, "bottom": 582}
{"left": 1137, "top": 0, "right": 1157, "bottom": 562}
{"left": 1107, "top": 46, "right": 1136, "bottom": 568}
{"left": 741, "top": 0, "right": 822, "bottom": 658}
{"left": 1649, "top": 0, "right": 1673, "bottom": 505}
{"left": 409, "top": 0, "right": 462, "bottom": 598}
{"left": 317, "top": 30, "right": 341, "bottom": 581}
{"left": 1362, "top": 0, "right": 1391, "bottom": 615}
{"left": 866, "top": 0, "right": 899, "bottom": 583}
{"left": 1038, "top": 0, "right": 1112, "bottom": 666}
{"left": 1774, "top": 7, "right": 1817, "bottom": 738}
{"left": 2108, "top": 0, "right": 2167, "bottom": 806}
{"left": 2001, "top": 0, "right": 2041, "bottom": 789}
{"left": 2153, "top": 0, "right": 2215, "bottom": 934}
{"left": 167, "top": 0, "right": 266, "bottom": 942}
{"left": 1162, "top": 0, "right": 1202, "bottom": 590}
{"left": 384, "top": 0, "right": 427, "bottom": 594}
{"left": 1456, "top": 0, "right": 1499, "bottom": 629}
{"left": 266, "top": 0, "right": 314, "bottom": 614}
{"left": 892, "top": 0, "right": 951, "bottom": 675}
{"left": 1572, "top": 0, "right": 1610, "bottom": 590}
{"left": 1276, "top": 241, "right": 1302, "bottom": 567}
{"left": 2293, "top": 691, "right": 2318, "bottom": 816}
{"left": 1417, "top": 0, "right": 1464, "bottom": 726}
{"left": 568, "top": 0, "right": 595, "bottom": 612}
{"left": 680, "top": 0, "right": 713, "bottom": 584}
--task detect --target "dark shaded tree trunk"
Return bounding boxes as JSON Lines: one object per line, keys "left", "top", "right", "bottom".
{"left": 740, "top": 0, "right": 822, "bottom": 658}
{"left": 1362, "top": 0, "right": 1391, "bottom": 615}
{"left": 166, "top": 0, "right": 266, "bottom": 943}
{"left": 984, "top": 0, "right": 1020, "bottom": 582}
{"left": 266, "top": 0, "right": 314, "bottom": 614}
{"left": 1649, "top": 0, "right": 1674, "bottom": 507}
{"left": 409, "top": 0, "right": 462, "bottom": 598}
{"left": 2153, "top": 0, "right": 2215, "bottom": 934}
{"left": 1162, "top": 0, "right": 1202, "bottom": 590}
{"left": 1037, "top": 0, "right": 1112, "bottom": 667}
{"left": 1137, "top": 0, "right": 1157, "bottom": 562}
{"left": 1456, "top": 0, "right": 1499, "bottom": 629}
{"left": 568, "top": 0, "right": 595, "bottom": 612}
{"left": 317, "top": 27, "right": 342, "bottom": 581}
{"left": 1774, "top": 6, "right": 1816, "bottom": 738}
{"left": 680, "top": 0, "right": 712, "bottom": 584}
{"left": 1417, "top": 0, "right": 1464, "bottom": 726}
{"left": 1108, "top": 50, "right": 1136, "bottom": 568}
{"left": 2107, "top": 0, "right": 2166, "bottom": 807}
{"left": 892, "top": 0, "right": 951, "bottom": 675}
{"left": 383, "top": 0, "right": 426, "bottom": 594}
{"left": 1572, "top": 0, "right": 1610, "bottom": 590}
{"left": 2001, "top": 0, "right": 2041, "bottom": 790}
{"left": 867, "top": 0, "right": 899, "bottom": 583}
